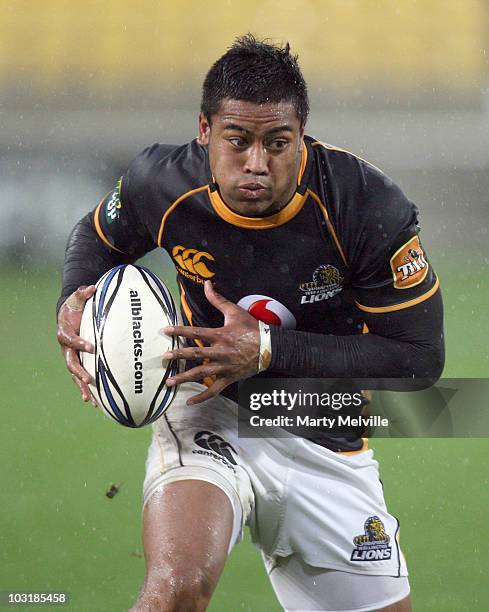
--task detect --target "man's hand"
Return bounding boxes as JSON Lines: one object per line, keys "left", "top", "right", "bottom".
{"left": 56, "top": 285, "right": 97, "bottom": 406}
{"left": 163, "top": 281, "right": 260, "bottom": 405}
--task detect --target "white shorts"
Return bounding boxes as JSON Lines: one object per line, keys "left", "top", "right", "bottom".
{"left": 143, "top": 383, "right": 408, "bottom": 578}
{"left": 264, "top": 553, "right": 410, "bottom": 612}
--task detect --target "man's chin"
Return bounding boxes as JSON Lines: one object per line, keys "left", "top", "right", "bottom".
{"left": 227, "top": 195, "right": 276, "bottom": 218}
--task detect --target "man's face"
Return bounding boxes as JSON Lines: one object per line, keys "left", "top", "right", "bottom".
{"left": 199, "top": 98, "right": 304, "bottom": 217}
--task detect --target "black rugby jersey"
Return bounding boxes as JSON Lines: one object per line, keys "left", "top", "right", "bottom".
{"left": 57, "top": 134, "right": 444, "bottom": 452}
{"left": 94, "top": 135, "right": 438, "bottom": 340}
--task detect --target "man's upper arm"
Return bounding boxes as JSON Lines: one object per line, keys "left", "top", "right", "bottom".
{"left": 344, "top": 166, "right": 439, "bottom": 315}
{"left": 93, "top": 146, "right": 161, "bottom": 259}
{"left": 347, "top": 165, "right": 444, "bottom": 378}
{"left": 56, "top": 146, "right": 162, "bottom": 316}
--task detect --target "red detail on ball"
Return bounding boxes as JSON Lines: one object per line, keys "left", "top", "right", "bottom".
{"left": 248, "top": 299, "right": 282, "bottom": 326}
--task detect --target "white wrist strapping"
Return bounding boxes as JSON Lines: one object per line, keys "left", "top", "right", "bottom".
{"left": 258, "top": 320, "right": 272, "bottom": 373}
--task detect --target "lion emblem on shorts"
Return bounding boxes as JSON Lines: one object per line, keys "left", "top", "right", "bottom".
{"left": 353, "top": 516, "right": 390, "bottom": 546}
{"left": 351, "top": 516, "right": 392, "bottom": 562}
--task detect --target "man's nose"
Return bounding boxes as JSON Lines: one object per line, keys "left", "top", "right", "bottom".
{"left": 243, "top": 144, "right": 269, "bottom": 175}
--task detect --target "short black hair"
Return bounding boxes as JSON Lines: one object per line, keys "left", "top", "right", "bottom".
{"left": 201, "top": 34, "right": 309, "bottom": 126}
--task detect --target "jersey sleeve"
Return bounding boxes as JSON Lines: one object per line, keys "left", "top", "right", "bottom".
{"left": 345, "top": 164, "right": 439, "bottom": 313}
{"left": 93, "top": 145, "right": 162, "bottom": 259}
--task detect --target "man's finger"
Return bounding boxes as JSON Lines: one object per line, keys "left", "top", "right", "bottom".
{"left": 65, "top": 348, "right": 93, "bottom": 385}
{"left": 71, "top": 373, "right": 97, "bottom": 406}
{"left": 186, "top": 378, "right": 229, "bottom": 405}
{"left": 165, "top": 365, "right": 223, "bottom": 387}
{"left": 57, "top": 326, "right": 94, "bottom": 353}
{"left": 203, "top": 280, "right": 234, "bottom": 314}
{"left": 76, "top": 284, "right": 97, "bottom": 297}
{"left": 64, "top": 285, "right": 96, "bottom": 312}
{"left": 162, "top": 325, "right": 214, "bottom": 342}
{"left": 163, "top": 345, "right": 220, "bottom": 362}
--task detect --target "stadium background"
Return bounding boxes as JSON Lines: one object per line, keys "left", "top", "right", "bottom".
{"left": 1, "top": 1, "right": 488, "bottom": 610}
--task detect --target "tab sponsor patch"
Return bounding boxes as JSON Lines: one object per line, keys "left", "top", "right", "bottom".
{"left": 390, "top": 235, "right": 429, "bottom": 289}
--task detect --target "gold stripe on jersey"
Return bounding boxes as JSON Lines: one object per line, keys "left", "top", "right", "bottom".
{"left": 93, "top": 197, "right": 127, "bottom": 254}
{"left": 208, "top": 187, "right": 308, "bottom": 229}
{"left": 178, "top": 281, "right": 215, "bottom": 388}
{"left": 307, "top": 189, "right": 348, "bottom": 267}
{"left": 178, "top": 281, "right": 194, "bottom": 325}
{"left": 157, "top": 185, "right": 209, "bottom": 247}
{"left": 355, "top": 276, "right": 440, "bottom": 314}
{"left": 297, "top": 140, "right": 308, "bottom": 185}
{"left": 311, "top": 141, "right": 383, "bottom": 175}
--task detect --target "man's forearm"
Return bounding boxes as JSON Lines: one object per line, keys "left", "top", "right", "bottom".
{"left": 269, "top": 292, "right": 444, "bottom": 388}
{"left": 56, "top": 213, "right": 131, "bottom": 315}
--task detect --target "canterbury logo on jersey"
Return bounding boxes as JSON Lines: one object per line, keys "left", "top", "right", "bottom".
{"left": 172, "top": 245, "right": 215, "bottom": 284}
{"left": 390, "top": 235, "right": 429, "bottom": 289}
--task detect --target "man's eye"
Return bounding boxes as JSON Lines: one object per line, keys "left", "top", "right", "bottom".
{"left": 267, "top": 140, "right": 289, "bottom": 151}
{"left": 228, "top": 137, "right": 247, "bottom": 148}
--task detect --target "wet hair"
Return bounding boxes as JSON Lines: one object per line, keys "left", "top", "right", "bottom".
{"left": 201, "top": 34, "right": 309, "bottom": 126}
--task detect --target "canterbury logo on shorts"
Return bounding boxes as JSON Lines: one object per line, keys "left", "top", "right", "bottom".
{"left": 193, "top": 430, "right": 238, "bottom": 467}
{"left": 172, "top": 245, "right": 215, "bottom": 283}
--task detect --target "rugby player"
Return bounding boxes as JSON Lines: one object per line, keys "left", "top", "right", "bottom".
{"left": 57, "top": 35, "right": 444, "bottom": 611}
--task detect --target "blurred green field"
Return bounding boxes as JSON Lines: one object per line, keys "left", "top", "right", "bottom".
{"left": 1, "top": 258, "right": 488, "bottom": 611}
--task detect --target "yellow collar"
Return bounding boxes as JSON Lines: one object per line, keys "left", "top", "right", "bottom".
{"left": 208, "top": 143, "right": 309, "bottom": 230}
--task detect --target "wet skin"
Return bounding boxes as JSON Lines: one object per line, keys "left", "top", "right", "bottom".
{"left": 198, "top": 98, "right": 304, "bottom": 217}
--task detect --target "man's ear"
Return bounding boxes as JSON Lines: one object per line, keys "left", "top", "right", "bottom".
{"left": 198, "top": 113, "right": 211, "bottom": 145}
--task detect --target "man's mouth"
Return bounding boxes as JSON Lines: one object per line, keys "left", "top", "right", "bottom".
{"left": 237, "top": 182, "right": 270, "bottom": 199}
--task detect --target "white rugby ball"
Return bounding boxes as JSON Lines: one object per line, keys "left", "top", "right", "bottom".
{"left": 80, "top": 264, "right": 179, "bottom": 427}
